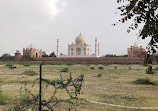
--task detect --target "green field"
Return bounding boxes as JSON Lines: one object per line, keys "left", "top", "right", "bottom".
{"left": 1, "top": 62, "right": 158, "bottom": 111}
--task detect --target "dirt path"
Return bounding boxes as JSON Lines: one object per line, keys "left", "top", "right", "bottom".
{"left": 87, "top": 99, "right": 158, "bottom": 110}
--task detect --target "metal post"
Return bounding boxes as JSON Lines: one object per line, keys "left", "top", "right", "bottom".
{"left": 39, "top": 61, "right": 45, "bottom": 111}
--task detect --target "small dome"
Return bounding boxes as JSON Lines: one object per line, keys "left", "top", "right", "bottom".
{"left": 16, "top": 50, "right": 20, "bottom": 53}
{"left": 133, "top": 43, "right": 140, "bottom": 48}
{"left": 75, "top": 33, "right": 86, "bottom": 44}
{"left": 26, "top": 44, "right": 35, "bottom": 50}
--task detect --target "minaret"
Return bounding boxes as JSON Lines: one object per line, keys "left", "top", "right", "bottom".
{"left": 95, "top": 38, "right": 98, "bottom": 57}
{"left": 57, "top": 39, "right": 59, "bottom": 57}
{"left": 98, "top": 43, "right": 100, "bottom": 57}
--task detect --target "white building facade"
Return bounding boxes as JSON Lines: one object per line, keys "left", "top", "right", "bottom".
{"left": 58, "top": 33, "right": 99, "bottom": 58}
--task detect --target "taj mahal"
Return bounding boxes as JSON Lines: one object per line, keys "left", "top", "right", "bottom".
{"left": 15, "top": 33, "right": 146, "bottom": 61}
{"left": 57, "top": 33, "right": 100, "bottom": 58}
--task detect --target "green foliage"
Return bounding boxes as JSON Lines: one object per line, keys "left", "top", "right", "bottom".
{"left": 1, "top": 53, "right": 15, "bottom": 61}
{"left": 5, "top": 64, "right": 13, "bottom": 67}
{"left": 134, "top": 78, "right": 157, "bottom": 85}
{"left": 60, "top": 68, "right": 69, "bottom": 72}
{"left": 6, "top": 86, "right": 39, "bottom": 111}
{"left": 143, "top": 58, "right": 148, "bottom": 66}
{"left": 42, "top": 51, "right": 49, "bottom": 57}
{"left": 7, "top": 73, "right": 84, "bottom": 111}
{"left": 66, "top": 62, "right": 75, "bottom": 66}
{"left": 41, "top": 73, "right": 84, "bottom": 110}
{"left": 22, "top": 55, "right": 36, "bottom": 61}
{"left": 117, "top": 0, "right": 158, "bottom": 54}
{"left": 146, "top": 67, "right": 155, "bottom": 74}
{"left": 0, "top": 82, "right": 8, "bottom": 105}
{"left": 97, "top": 73, "right": 102, "bottom": 77}
{"left": 49, "top": 52, "right": 56, "bottom": 57}
{"left": 23, "top": 70, "right": 38, "bottom": 76}
{"left": 23, "top": 64, "right": 31, "bottom": 67}
{"left": 155, "top": 56, "right": 158, "bottom": 64}
{"left": 22, "top": 55, "right": 31, "bottom": 60}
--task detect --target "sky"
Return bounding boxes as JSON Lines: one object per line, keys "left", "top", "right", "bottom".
{"left": 0, "top": 0, "right": 150, "bottom": 56}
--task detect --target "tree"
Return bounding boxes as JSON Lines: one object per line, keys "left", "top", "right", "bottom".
{"left": 1, "top": 53, "right": 15, "bottom": 61}
{"left": 49, "top": 52, "right": 56, "bottom": 57}
{"left": 42, "top": 51, "right": 49, "bottom": 57}
{"left": 2, "top": 53, "right": 11, "bottom": 57}
{"left": 117, "top": 0, "right": 158, "bottom": 54}
{"left": 22, "top": 55, "right": 30, "bottom": 59}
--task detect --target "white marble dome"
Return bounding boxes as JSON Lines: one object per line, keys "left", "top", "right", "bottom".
{"left": 16, "top": 50, "right": 20, "bottom": 53}
{"left": 26, "top": 44, "right": 35, "bottom": 50}
{"left": 133, "top": 43, "right": 140, "bottom": 48}
{"left": 75, "top": 34, "right": 86, "bottom": 44}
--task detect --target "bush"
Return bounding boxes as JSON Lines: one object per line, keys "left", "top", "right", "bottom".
{"left": 66, "top": 62, "right": 74, "bottom": 66}
{"left": 97, "top": 73, "right": 102, "bottom": 77}
{"left": 60, "top": 68, "right": 69, "bottom": 72}
{"left": 7, "top": 73, "right": 84, "bottom": 111}
{"left": 23, "top": 70, "right": 37, "bottom": 76}
{"left": 134, "top": 78, "right": 157, "bottom": 85}
{"left": 0, "top": 82, "right": 8, "bottom": 105}
{"left": 146, "top": 68, "right": 155, "bottom": 74}
{"left": 23, "top": 64, "right": 31, "bottom": 67}
{"left": 6, "top": 64, "right": 13, "bottom": 67}
{"left": 0, "top": 93, "right": 8, "bottom": 105}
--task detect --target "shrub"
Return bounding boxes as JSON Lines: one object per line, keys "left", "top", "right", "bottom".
{"left": 7, "top": 73, "right": 84, "bottom": 111}
{"left": 97, "top": 73, "right": 102, "bottom": 77}
{"left": 23, "top": 70, "right": 37, "bottom": 76}
{"left": 146, "top": 68, "right": 155, "bottom": 74}
{"left": 23, "top": 64, "right": 31, "bottom": 67}
{"left": 66, "top": 62, "right": 74, "bottom": 66}
{"left": 0, "top": 82, "right": 8, "bottom": 105}
{"left": 6, "top": 64, "right": 13, "bottom": 67}
{"left": 134, "top": 78, "right": 157, "bottom": 85}
{"left": 60, "top": 68, "right": 69, "bottom": 72}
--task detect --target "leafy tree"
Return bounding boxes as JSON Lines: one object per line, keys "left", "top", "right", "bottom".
{"left": 42, "top": 51, "right": 49, "bottom": 57}
{"left": 1, "top": 53, "right": 15, "bottom": 61}
{"left": 22, "top": 55, "right": 35, "bottom": 61}
{"left": 117, "top": 0, "right": 158, "bottom": 54}
{"left": 49, "top": 52, "right": 56, "bottom": 57}
{"left": 22, "top": 55, "right": 31, "bottom": 60}
{"left": 2, "top": 53, "right": 11, "bottom": 57}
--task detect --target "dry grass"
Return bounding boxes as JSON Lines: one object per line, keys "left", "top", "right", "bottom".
{"left": 1, "top": 63, "right": 158, "bottom": 110}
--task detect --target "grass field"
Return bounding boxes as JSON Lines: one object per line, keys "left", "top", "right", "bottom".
{"left": 1, "top": 61, "right": 158, "bottom": 111}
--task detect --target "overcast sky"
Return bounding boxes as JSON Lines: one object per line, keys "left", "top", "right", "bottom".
{"left": 0, "top": 0, "right": 150, "bottom": 56}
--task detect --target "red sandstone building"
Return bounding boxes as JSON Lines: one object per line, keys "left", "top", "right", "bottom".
{"left": 128, "top": 43, "right": 146, "bottom": 58}
{"left": 15, "top": 45, "right": 42, "bottom": 60}
{"left": 15, "top": 43, "right": 146, "bottom": 61}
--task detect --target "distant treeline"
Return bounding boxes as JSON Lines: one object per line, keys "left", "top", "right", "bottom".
{"left": 104, "top": 54, "right": 128, "bottom": 57}
{"left": 0, "top": 54, "right": 15, "bottom": 61}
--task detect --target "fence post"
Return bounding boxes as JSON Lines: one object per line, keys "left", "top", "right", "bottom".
{"left": 39, "top": 61, "right": 45, "bottom": 111}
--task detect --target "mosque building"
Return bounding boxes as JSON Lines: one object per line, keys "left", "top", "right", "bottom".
{"left": 15, "top": 45, "right": 42, "bottom": 60}
{"left": 57, "top": 33, "right": 100, "bottom": 58}
{"left": 128, "top": 43, "right": 146, "bottom": 58}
